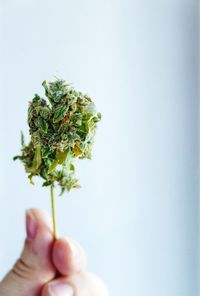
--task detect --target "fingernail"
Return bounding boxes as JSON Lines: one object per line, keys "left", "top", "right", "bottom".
{"left": 48, "top": 282, "right": 73, "bottom": 296}
{"left": 26, "top": 210, "right": 37, "bottom": 241}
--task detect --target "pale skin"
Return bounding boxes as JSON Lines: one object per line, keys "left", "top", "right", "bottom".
{"left": 0, "top": 209, "right": 108, "bottom": 296}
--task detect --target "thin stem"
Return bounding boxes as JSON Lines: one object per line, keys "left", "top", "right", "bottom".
{"left": 50, "top": 184, "right": 57, "bottom": 239}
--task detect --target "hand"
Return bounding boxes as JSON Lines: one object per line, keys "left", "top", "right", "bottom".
{"left": 0, "top": 209, "right": 108, "bottom": 296}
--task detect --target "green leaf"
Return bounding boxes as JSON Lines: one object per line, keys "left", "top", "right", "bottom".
{"left": 13, "top": 155, "right": 23, "bottom": 161}
{"left": 42, "top": 80, "right": 47, "bottom": 87}
{"left": 53, "top": 104, "right": 69, "bottom": 123}
{"left": 40, "top": 107, "right": 50, "bottom": 119}
{"left": 28, "top": 174, "right": 35, "bottom": 185}
{"left": 70, "top": 163, "right": 75, "bottom": 171}
{"left": 48, "top": 160, "right": 58, "bottom": 173}
{"left": 56, "top": 149, "right": 68, "bottom": 164}
{"left": 54, "top": 90, "right": 63, "bottom": 102}
{"left": 20, "top": 131, "right": 25, "bottom": 147}
{"left": 32, "top": 144, "right": 42, "bottom": 171}
{"left": 42, "top": 180, "right": 52, "bottom": 187}
{"left": 74, "top": 145, "right": 82, "bottom": 157}
{"left": 40, "top": 118, "right": 48, "bottom": 133}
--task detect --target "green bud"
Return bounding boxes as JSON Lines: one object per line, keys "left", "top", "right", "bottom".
{"left": 14, "top": 78, "right": 101, "bottom": 195}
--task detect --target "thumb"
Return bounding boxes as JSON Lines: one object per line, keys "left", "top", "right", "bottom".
{"left": 0, "top": 209, "right": 56, "bottom": 296}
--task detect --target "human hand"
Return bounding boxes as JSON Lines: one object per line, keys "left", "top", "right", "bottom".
{"left": 0, "top": 209, "right": 108, "bottom": 296}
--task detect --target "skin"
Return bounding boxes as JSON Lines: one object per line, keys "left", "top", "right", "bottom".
{"left": 0, "top": 208, "right": 108, "bottom": 296}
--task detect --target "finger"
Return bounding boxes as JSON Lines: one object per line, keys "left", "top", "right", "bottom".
{"left": 0, "top": 208, "right": 55, "bottom": 296}
{"left": 42, "top": 272, "right": 108, "bottom": 296}
{"left": 52, "top": 237, "right": 87, "bottom": 276}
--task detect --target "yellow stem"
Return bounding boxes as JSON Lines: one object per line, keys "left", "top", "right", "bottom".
{"left": 51, "top": 184, "right": 57, "bottom": 239}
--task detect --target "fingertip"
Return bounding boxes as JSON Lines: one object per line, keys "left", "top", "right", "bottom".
{"left": 42, "top": 279, "right": 73, "bottom": 296}
{"left": 53, "top": 237, "right": 87, "bottom": 276}
{"left": 26, "top": 208, "right": 53, "bottom": 232}
{"left": 43, "top": 272, "right": 109, "bottom": 296}
{"left": 21, "top": 208, "right": 55, "bottom": 279}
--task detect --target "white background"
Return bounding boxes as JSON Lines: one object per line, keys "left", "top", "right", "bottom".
{"left": 0, "top": 1, "right": 198, "bottom": 295}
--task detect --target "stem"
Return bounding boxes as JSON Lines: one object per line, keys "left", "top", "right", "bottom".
{"left": 50, "top": 184, "right": 57, "bottom": 239}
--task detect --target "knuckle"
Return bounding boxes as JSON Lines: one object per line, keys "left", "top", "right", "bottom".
{"left": 12, "top": 258, "right": 36, "bottom": 281}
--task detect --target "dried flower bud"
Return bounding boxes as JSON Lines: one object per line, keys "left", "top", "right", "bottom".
{"left": 14, "top": 79, "right": 101, "bottom": 195}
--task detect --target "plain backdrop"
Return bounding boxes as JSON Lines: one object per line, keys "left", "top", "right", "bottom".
{"left": 0, "top": 1, "right": 198, "bottom": 295}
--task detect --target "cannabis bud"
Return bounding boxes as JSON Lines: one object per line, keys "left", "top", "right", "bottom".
{"left": 14, "top": 79, "right": 101, "bottom": 195}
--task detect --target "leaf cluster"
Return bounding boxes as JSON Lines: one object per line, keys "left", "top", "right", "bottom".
{"left": 14, "top": 79, "right": 101, "bottom": 195}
